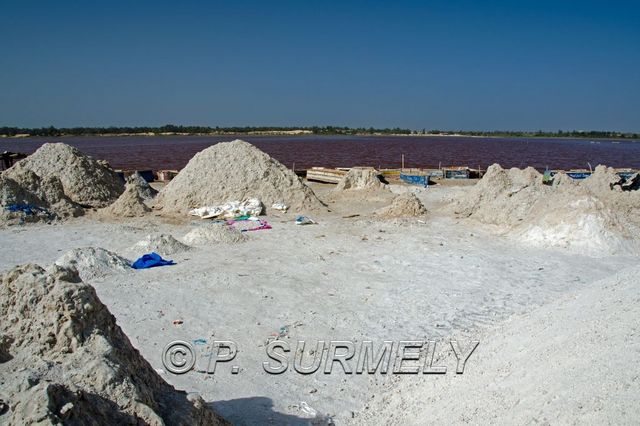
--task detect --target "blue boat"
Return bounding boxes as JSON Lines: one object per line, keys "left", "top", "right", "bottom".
{"left": 543, "top": 168, "right": 637, "bottom": 184}
{"left": 400, "top": 173, "right": 429, "bottom": 187}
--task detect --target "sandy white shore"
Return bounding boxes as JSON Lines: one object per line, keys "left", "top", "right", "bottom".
{"left": 1, "top": 183, "right": 638, "bottom": 424}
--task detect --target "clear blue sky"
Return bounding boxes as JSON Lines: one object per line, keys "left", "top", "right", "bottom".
{"left": 1, "top": 0, "right": 638, "bottom": 131}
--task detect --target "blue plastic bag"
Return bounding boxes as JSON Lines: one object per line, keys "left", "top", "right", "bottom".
{"left": 131, "top": 252, "right": 175, "bottom": 269}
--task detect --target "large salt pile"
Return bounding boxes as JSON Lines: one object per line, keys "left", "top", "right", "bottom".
{"left": 333, "top": 168, "right": 388, "bottom": 192}
{"left": 54, "top": 247, "right": 131, "bottom": 282}
{"left": 183, "top": 223, "right": 248, "bottom": 245}
{"left": 452, "top": 164, "right": 640, "bottom": 254}
{"left": 375, "top": 192, "right": 427, "bottom": 218}
{"left": 0, "top": 165, "right": 84, "bottom": 223}
{"left": 453, "top": 165, "right": 546, "bottom": 226}
{"left": 0, "top": 264, "right": 227, "bottom": 424}
{"left": 156, "top": 139, "right": 323, "bottom": 214}
{"left": 4, "top": 143, "right": 123, "bottom": 208}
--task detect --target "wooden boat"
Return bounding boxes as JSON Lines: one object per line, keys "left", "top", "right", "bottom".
{"left": 306, "top": 167, "right": 347, "bottom": 184}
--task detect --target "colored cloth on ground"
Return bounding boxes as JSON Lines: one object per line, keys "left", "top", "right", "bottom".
{"left": 131, "top": 252, "right": 175, "bottom": 269}
{"left": 4, "top": 203, "right": 49, "bottom": 216}
{"left": 226, "top": 218, "right": 272, "bottom": 232}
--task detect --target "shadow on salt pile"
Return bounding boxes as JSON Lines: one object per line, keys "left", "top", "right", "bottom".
{"left": 211, "top": 396, "right": 331, "bottom": 425}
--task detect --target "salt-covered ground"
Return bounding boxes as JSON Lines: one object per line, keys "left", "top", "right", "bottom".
{"left": 1, "top": 183, "right": 638, "bottom": 424}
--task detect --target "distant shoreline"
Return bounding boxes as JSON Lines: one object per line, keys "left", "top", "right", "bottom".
{"left": 1, "top": 125, "right": 638, "bottom": 140}
{"left": 1, "top": 131, "right": 637, "bottom": 141}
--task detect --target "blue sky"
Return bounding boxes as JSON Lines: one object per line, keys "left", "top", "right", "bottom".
{"left": 1, "top": 0, "right": 638, "bottom": 131}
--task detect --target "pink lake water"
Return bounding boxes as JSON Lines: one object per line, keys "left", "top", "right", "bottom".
{"left": 1, "top": 135, "right": 639, "bottom": 171}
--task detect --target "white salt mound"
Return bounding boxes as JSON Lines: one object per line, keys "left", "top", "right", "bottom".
{"left": 130, "top": 233, "right": 191, "bottom": 256}
{"left": 183, "top": 223, "right": 248, "bottom": 245}
{"left": 0, "top": 264, "right": 227, "bottom": 425}
{"left": 362, "top": 265, "right": 640, "bottom": 424}
{"left": 4, "top": 143, "right": 123, "bottom": 208}
{"left": 156, "top": 139, "right": 323, "bottom": 214}
{"left": 452, "top": 164, "right": 640, "bottom": 255}
{"left": 126, "top": 172, "right": 157, "bottom": 200}
{"left": 334, "top": 168, "right": 388, "bottom": 192}
{"left": 0, "top": 165, "right": 84, "bottom": 223}
{"left": 54, "top": 247, "right": 131, "bottom": 282}
{"left": 102, "top": 181, "right": 151, "bottom": 217}
{"left": 375, "top": 192, "right": 427, "bottom": 218}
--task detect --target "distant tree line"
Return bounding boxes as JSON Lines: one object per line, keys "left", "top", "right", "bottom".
{"left": 0, "top": 125, "right": 637, "bottom": 139}
{"left": 427, "top": 129, "right": 639, "bottom": 139}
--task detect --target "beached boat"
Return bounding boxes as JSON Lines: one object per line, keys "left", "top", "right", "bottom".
{"left": 306, "top": 167, "right": 347, "bottom": 184}
{"left": 615, "top": 169, "right": 637, "bottom": 180}
{"left": 543, "top": 168, "right": 637, "bottom": 184}
{"left": 400, "top": 173, "right": 429, "bottom": 186}
{"left": 442, "top": 166, "right": 470, "bottom": 179}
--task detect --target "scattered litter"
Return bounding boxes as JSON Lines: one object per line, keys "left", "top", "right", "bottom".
{"left": 189, "top": 198, "right": 263, "bottom": 219}
{"left": 272, "top": 202, "right": 288, "bottom": 212}
{"left": 300, "top": 401, "right": 334, "bottom": 425}
{"left": 132, "top": 252, "right": 175, "bottom": 269}
{"left": 295, "top": 216, "right": 316, "bottom": 225}
{"left": 227, "top": 218, "right": 272, "bottom": 232}
{"left": 265, "top": 322, "right": 304, "bottom": 345}
{"left": 278, "top": 326, "right": 289, "bottom": 338}
{"left": 172, "top": 319, "right": 183, "bottom": 326}
{"left": 342, "top": 214, "right": 360, "bottom": 218}
{"left": 193, "top": 338, "right": 207, "bottom": 345}
{"left": 155, "top": 368, "right": 166, "bottom": 375}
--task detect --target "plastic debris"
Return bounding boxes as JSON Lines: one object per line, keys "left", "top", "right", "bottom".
{"left": 278, "top": 326, "right": 289, "bottom": 338}
{"left": 131, "top": 252, "right": 175, "bottom": 269}
{"left": 189, "top": 198, "right": 263, "bottom": 219}
{"left": 172, "top": 319, "right": 183, "bottom": 325}
{"left": 299, "top": 401, "right": 334, "bottom": 425}
{"left": 193, "top": 338, "right": 207, "bottom": 345}
{"left": 227, "top": 218, "right": 272, "bottom": 232}
{"left": 295, "top": 216, "right": 316, "bottom": 225}
{"left": 271, "top": 202, "right": 288, "bottom": 212}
